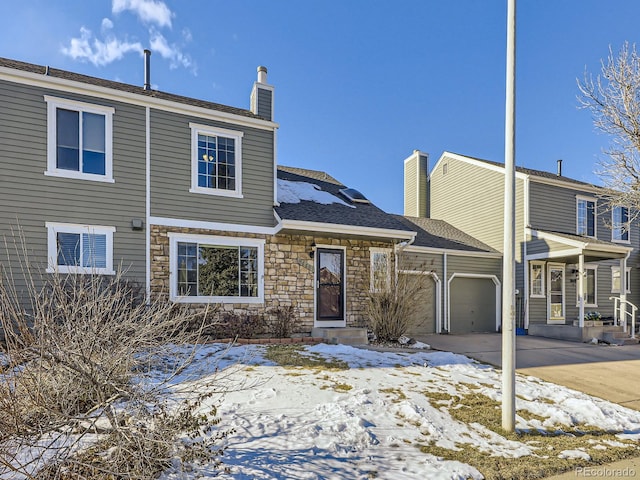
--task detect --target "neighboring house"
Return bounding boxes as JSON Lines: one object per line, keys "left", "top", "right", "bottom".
{"left": 409, "top": 150, "right": 637, "bottom": 341}
{"left": 0, "top": 55, "right": 503, "bottom": 338}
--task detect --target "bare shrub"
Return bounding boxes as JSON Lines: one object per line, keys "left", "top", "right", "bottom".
{"left": 367, "top": 268, "right": 427, "bottom": 343}
{"left": 0, "top": 231, "right": 231, "bottom": 479}
{"left": 206, "top": 310, "right": 267, "bottom": 339}
{"left": 267, "top": 305, "right": 299, "bottom": 338}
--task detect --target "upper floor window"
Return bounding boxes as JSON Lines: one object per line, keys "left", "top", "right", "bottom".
{"left": 169, "top": 233, "right": 264, "bottom": 303}
{"left": 530, "top": 261, "right": 545, "bottom": 297}
{"left": 370, "top": 248, "right": 391, "bottom": 292}
{"left": 189, "top": 123, "right": 243, "bottom": 198}
{"left": 612, "top": 206, "right": 630, "bottom": 243}
{"left": 45, "top": 96, "right": 114, "bottom": 183}
{"left": 576, "top": 197, "right": 596, "bottom": 237}
{"left": 46, "top": 222, "right": 115, "bottom": 275}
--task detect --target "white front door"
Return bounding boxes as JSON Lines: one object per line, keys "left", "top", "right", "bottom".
{"left": 547, "top": 263, "right": 565, "bottom": 324}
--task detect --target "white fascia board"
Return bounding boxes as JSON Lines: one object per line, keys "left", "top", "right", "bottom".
{"left": 402, "top": 245, "right": 502, "bottom": 258}
{"left": 0, "top": 67, "right": 279, "bottom": 131}
{"left": 431, "top": 151, "right": 528, "bottom": 180}
{"left": 525, "top": 248, "right": 582, "bottom": 261}
{"left": 529, "top": 176, "right": 601, "bottom": 194}
{"left": 149, "top": 216, "right": 281, "bottom": 235}
{"left": 279, "top": 219, "right": 416, "bottom": 240}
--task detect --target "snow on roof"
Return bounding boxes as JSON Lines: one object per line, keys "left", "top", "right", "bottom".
{"left": 277, "top": 178, "right": 355, "bottom": 208}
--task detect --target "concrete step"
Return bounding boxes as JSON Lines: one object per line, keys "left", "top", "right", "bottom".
{"left": 602, "top": 330, "right": 640, "bottom": 345}
{"left": 311, "top": 327, "right": 369, "bottom": 345}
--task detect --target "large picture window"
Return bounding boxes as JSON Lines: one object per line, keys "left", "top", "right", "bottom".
{"left": 46, "top": 223, "right": 115, "bottom": 275}
{"left": 45, "top": 96, "right": 114, "bottom": 182}
{"left": 189, "top": 123, "right": 243, "bottom": 198}
{"left": 170, "top": 234, "right": 264, "bottom": 303}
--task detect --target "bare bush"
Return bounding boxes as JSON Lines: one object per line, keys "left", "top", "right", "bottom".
{"left": 0, "top": 232, "right": 231, "bottom": 479}
{"left": 367, "top": 268, "right": 427, "bottom": 343}
{"left": 267, "top": 305, "right": 299, "bottom": 338}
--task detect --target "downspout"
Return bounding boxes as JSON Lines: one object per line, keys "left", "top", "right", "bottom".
{"left": 145, "top": 106, "right": 151, "bottom": 303}
{"left": 394, "top": 235, "right": 416, "bottom": 281}
{"left": 443, "top": 252, "right": 448, "bottom": 332}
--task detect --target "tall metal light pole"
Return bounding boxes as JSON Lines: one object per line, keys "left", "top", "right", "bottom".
{"left": 502, "top": 0, "right": 517, "bottom": 432}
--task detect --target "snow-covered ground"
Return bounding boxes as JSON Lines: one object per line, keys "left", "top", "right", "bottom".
{"left": 158, "top": 343, "right": 640, "bottom": 480}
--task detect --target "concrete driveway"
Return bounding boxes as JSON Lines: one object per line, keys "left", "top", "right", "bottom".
{"left": 422, "top": 333, "right": 640, "bottom": 410}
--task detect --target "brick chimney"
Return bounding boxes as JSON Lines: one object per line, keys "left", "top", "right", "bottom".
{"left": 250, "top": 66, "right": 274, "bottom": 121}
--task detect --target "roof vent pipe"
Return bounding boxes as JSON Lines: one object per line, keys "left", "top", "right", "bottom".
{"left": 257, "top": 66, "right": 267, "bottom": 84}
{"left": 557, "top": 159, "right": 562, "bottom": 176}
{"left": 143, "top": 49, "right": 151, "bottom": 90}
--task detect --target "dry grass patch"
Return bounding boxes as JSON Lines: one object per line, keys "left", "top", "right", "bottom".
{"left": 264, "top": 345, "right": 349, "bottom": 370}
{"left": 418, "top": 391, "right": 639, "bottom": 480}
{"left": 379, "top": 387, "right": 408, "bottom": 402}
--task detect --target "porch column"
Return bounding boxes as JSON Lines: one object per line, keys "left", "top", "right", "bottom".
{"left": 620, "top": 256, "right": 628, "bottom": 327}
{"left": 578, "top": 254, "right": 585, "bottom": 328}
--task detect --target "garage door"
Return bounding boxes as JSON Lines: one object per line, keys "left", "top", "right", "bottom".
{"left": 449, "top": 277, "right": 497, "bottom": 333}
{"left": 401, "top": 273, "right": 437, "bottom": 337}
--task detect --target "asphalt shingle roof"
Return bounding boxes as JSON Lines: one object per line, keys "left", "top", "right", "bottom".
{"left": 447, "top": 152, "right": 598, "bottom": 189}
{"left": 0, "top": 57, "right": 263, "bottom": 120}
{"left": 533, "top": 228, "right": 632, "bottom": 249}
{"left": 276, "top": 167, "right": 414, "bottom": 234}
{"left": 394, "top": 216, "right": 498, "bottom": 253}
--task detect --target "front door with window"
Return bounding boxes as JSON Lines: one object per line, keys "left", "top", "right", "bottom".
{"left": 548, "top": 263, "right": 565, "bottom": 323}
{"left": 316, "top": 248, "right": 345, "bottom": 324}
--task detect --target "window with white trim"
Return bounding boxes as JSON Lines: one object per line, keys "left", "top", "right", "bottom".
{"left": 46, "top": 223, "right": 115, "bottom": 275}
{"left": 189, "top": 123, "right": 243, "bottom": 198}
{"left": 612, "top": 206, "right": 630, "bottom": 242}
{"left": 576, "top": 266, "right": 597, "bottom": 307}
{"left": 170, "top": 234, "right": 263, "bottom": 303}
{"left": 370, "top": 248, "right": 391, "bottom": 292}
{"left": 530, "top": 261, "right": 545, "bottom": 297}
{"left": 612, "top": 266, "right": 632, "bottom": 294}
{"left": 576, "top": 197, "right": 596, "bottom": 237}
{"left": 45, "top": 96, "right": 114, "bottom": 182}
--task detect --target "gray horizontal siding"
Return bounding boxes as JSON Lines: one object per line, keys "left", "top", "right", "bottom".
{"left": 0, "top": 80, "right": 147, "bottom": 291}
{"left": 257, "top": 88, "right": 272, "bottom": 121}
{"left": 149, "top": 109, "right": 276, "bottom": 227}
{"left": 447, "top": 255, "right": 502, "bottom": 279}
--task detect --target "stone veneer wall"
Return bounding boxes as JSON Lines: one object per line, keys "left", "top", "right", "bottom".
{"left": 150, "top": 225, "right": 395, "bottom": 334}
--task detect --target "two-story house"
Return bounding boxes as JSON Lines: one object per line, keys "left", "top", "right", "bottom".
{"left": 0, "top": 55, "right": 503, "bottom": 341}
{"left": 407, "top": 151, "right": 636, "bottom": 342}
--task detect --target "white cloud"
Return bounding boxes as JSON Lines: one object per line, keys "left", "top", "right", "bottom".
{"left": 112, "top": 0, "right": 173, "bottom": 28}
{"left": 149, "top": 29, "right": 194, "bottom": 72}
{"left": 182, "top": 28, "right": 192, "bottom": 43}
{"left": 101, "top": 17, "right": 114, "bottom": 32}
{"left": 62, "top": 27, "right": 142, "bottom": 67}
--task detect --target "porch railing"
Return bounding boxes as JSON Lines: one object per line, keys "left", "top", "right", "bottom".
{"left": 609, "top": 297, "right": 638, "bottom": 339}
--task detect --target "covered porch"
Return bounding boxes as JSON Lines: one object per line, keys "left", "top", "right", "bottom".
{"left": 525, "top": 229, "right": 636, "bottom": 343}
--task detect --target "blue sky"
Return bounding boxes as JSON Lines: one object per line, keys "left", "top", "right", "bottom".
{"left": 2, "top": 0, "right": 639, "bottom": 214}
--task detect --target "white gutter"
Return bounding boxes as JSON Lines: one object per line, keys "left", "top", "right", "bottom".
{"left": 402, "top": 245, "right": 502, "bottom": 258}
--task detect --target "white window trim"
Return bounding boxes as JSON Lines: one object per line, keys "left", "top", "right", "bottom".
{"left": 529, "top": 261, "right": 545, "bottom": 298}
{"left": 44, "top": 96, "right": 115, "bottom": 183}
{"left": 611, "top": 266, "right": 632, "bottom": 294}
{"left": 45, "top": 222, "right": 116, "bottom": 275}
{"left": 576, "top": 195, "right": 597, "bottom": 238}
{"left": 611, "top": 206, "right": 631, "bottom": 244}
{"left": 168, "top": 232, "right": 264, "bottom": 304}
{"left": 576, "top": 264, "right": 598, "bottom": 308}
{"left": 369, "top": 247, "right": 391, "bottom": 293}
{"left": 189, "top": 122, "right": 244, "bottom": 198}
